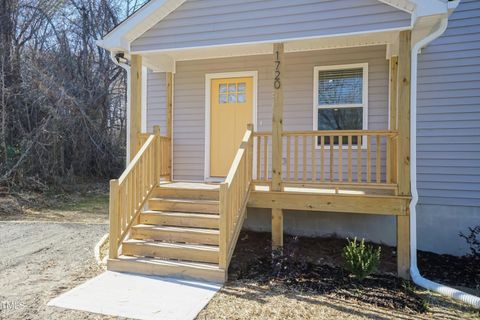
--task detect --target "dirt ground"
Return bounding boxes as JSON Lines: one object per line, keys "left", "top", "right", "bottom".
{"left": 0, "top": 222, "right": 112, "bottom": 320}
{"left": 0, "top": 190, "right": 112, "bottom": 320}
{"left": 197, "top": 281, "right": 479, "bottom": 320}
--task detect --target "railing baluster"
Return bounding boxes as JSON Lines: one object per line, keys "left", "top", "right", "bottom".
{"left": 129, "top": 174, "right": 133, "bottom": 219}
{"left": 256, "top": 136, "right": 261, "bottom": 180}
{"left": 329, "top": 135, "right": 334, "bottom": 182}
{"left": 303, "top": 136, "right": 307, "bottom": 182}
{"left": 286, "top": 136, "right": 291, "bottom": 181}
{"left": 338, "top": 136, "right": 343, "bottom": 182}
{"left": 386, "top": 136, "right": 392, "bottom": 183}
{"left": 357, "top": 135, "right": 362, "bottom": 183}
{"left": 311, "top": 135, "right": 316, "bottom": 182}
{"left": 264, "top": 136, "right": 268, "bottom": 181}
{"left": 294, "top": 136, "right": 299, "bottom": 181}
{"left": 348, "top": 135, "right": 352, "bottom": 183}
{"left": 320, "top": 136, "right": 325, "bottom": 182}
{"left": 367, "top": 135, "right": 372, "bottom": 183}
{"left": 376, "top": 135, "right": 382, "bottom": 183}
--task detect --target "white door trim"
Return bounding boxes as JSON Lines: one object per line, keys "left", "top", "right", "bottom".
{"left": 204, "top": 71, "right": 258, "bottom": 181}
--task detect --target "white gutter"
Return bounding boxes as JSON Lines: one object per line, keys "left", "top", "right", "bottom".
{"left": 110, "top": 52, "right": 132, "bottom": 163}
{"left": 410, "top": 12, "right": 480, "bottom": 309}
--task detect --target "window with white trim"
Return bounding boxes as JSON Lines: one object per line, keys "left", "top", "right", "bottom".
{"left": 314, "top": 64, "right": 368, "bottom": 146}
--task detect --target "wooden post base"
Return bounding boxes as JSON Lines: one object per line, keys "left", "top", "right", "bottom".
{"left": 397, "top": 215, "right": 410, "bottom": 279}
{"left": 272, "top": 208, "right": 283, "bottom": 249}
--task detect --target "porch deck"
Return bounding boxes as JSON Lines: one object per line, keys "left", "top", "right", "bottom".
{"left": 159, "top": 181, "right": 397, "bottom": 197}
{"left": 158, "top": 181, "right": 409, "bottom": 216}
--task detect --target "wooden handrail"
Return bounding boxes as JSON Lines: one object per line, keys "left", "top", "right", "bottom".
{"left": 282, "top": 130, "right": 398, "bottom": 137}
{"left": 138, "top": 130, "right": 171, "bottom": 180}
{"left": 109, "top": 128, "right": 170, "bottom": 259}
{"left": 219, "top": 124, "right": 254, "bottom": 269}
{"left": 254, "top": 130, "right": 399, "bottom": 190}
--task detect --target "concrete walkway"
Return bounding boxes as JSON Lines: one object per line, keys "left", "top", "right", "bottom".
{"left": 48, "top": 271, "right": 222, "bottom": 320}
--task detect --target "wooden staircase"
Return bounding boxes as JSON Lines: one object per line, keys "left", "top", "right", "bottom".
{"left": 108, "top": 125, "right": 253, "bottom": 284}
{"left": 108, "top": 185, "right": 226, "bottom": 283}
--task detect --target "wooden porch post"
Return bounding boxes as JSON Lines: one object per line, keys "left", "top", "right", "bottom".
{"left": 166, "top": 72, "right": 173, "bottom": 180}
{"left": 130, "top": 54, "right": 142, "bottom": 161}
{"left": 396, "top": 30, "right": 411, "bottom": 279}
{"left": 166, "top": 72, "right": 173, "bottom": 139}
{"left": 272, "top": 43, "right": 284, "bottom": 249}
{"left": 389, "top": 56, "right": 398, "bottom": 132}
{"left": 388, "top": 56, "right": 398, "bottom": 184}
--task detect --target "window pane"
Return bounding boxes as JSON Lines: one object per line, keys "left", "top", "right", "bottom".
{"left": 237, "top": 93, "right": 246, "bottom": 103}
{"left": 237, "top": 83, "right": 246, "bottom": 92}
{"left": 219, "top": 94, "right": 228, "bottom": 104}
{"left": 318, "top": 107, "right": 363, "bottom": 131}
{"left": 228, "top": 94, "right": 237, "bottom": 103}
{"left": 318, "top": 68, "right": 363, "bottom": 105}
{"left": 318, "top": 107, "right": 363, "bottom": 145}
{"left": 228, "top": 84, "right": 236, "bottom": 93}
{"left": 219, "top": 84, "right": 227, "bottom": 93}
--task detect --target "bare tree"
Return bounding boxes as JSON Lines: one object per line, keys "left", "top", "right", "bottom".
{"left": 0, "top": 0, "right": 144, "bottom": 189}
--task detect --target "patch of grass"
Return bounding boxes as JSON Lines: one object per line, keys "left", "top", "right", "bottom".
{"left": 1, "top": 182, "right": 110, "bottom": 223}
{"left": 49, "top": 193, "right": 109, "bottom": 213}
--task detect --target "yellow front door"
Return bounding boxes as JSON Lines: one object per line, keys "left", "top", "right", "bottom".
{"left": 210, "top": 77, "right": 253, "bottom": 177}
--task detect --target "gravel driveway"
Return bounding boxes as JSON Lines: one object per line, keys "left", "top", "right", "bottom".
{"left": 0, "top": 222, "right": 111, "bottom": 319}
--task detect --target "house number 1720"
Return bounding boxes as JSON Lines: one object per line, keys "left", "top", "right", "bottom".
{"left": 274, "top": 50, "right": 281, "bottom": 89}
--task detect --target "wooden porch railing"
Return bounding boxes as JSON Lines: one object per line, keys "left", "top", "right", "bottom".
{"left": 254, "top": 130, "right": 398, "bottom": 190}
{"left": 109, "top": 129, "right": 170, "bottom": 259}
{"left": 138, "top": 128, "right": 171, "bottom": 180}
{"left": 219, "top": 124, "right": 254, "bottom": 269}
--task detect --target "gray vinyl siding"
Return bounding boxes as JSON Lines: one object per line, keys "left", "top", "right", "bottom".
{"left": 417, "top": 0, "right": 480, "bottom": 207}
{"left": 168, "top": 45, "right": 389, "bottom": 180}
{"left": 131, "top": 0, "right": 411, "bottom": 52}
{"left": 146, "top": 71, "right": 167, "bottom": 134}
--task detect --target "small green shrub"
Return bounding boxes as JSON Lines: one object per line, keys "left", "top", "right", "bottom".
{"left": 342, "top": 238, "right": 381, "bottom": 281}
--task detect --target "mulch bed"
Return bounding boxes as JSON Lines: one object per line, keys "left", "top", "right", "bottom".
{"left": 418, "top": 251, "right": 480, "bottom": 291}
{"left": 228, "top": 231, "right": 479, "bottom": 314}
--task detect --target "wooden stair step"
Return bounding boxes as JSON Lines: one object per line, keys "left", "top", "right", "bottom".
{"left": 152, "top": 187, "right": 219, "bottom": 200}
{"left": 123, "top": 239, "right": 219, "bottom": 264}
{"left": 132, "top": 224, "right": 219, "bottom": 245}
{"left": 140, "top": 211, "right": 219, "bottom": 229}
{"left": 148, "top": 198, "right": 219, "bottom": 214}
{"left": 108, "top": 255, "right": 225, "bottom": 283}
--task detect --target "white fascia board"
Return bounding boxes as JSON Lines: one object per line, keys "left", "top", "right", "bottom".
{"left": 97, "top": 0, "right": 186, "bottom": 52}
{"left": 378, "top": 0, "right": 449, "bottom": 24}
{"left": 411, "top": 0, "right": 449, "bottom": 22}
{"left": 377, "top": 0, "right": 416, "bottom": 14}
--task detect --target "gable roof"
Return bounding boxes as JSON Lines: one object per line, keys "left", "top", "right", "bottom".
{"left": 97, "top": 0, "right": 451, "bottom": 53}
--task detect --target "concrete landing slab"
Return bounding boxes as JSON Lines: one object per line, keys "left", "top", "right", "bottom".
{"left": 47, "top": 271, "right": 221, "bottom": 320}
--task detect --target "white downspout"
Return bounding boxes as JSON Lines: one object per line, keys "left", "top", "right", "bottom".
{"left": 410, "top": 15, "right": 480, "bottom": 309}
{"left": 110, "top": 52, "right": 131, "bottom": 163}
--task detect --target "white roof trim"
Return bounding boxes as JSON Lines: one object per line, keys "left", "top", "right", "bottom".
{"left": 97, "top": 0, "right": 449, "bottom": 53}
{"left": 97, "top": 0, "right": 186, "bottom": 52}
